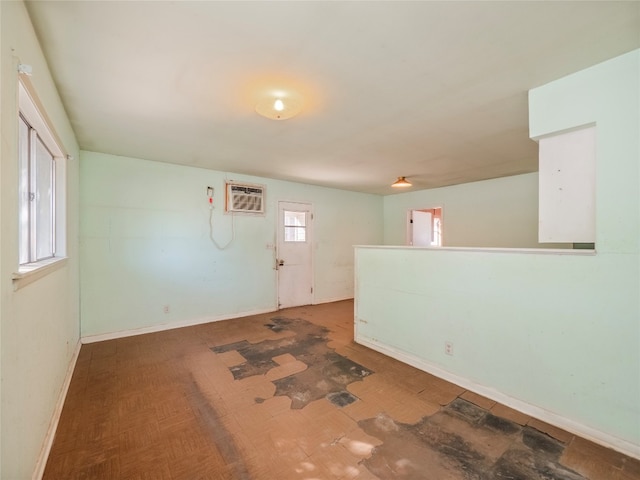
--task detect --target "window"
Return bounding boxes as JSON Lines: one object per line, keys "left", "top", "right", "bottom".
{"left": 18, "top": 81, "right": 66, "bottom": 269}
{"left": 284, "top": 210, "right": 307, "bottom": 242}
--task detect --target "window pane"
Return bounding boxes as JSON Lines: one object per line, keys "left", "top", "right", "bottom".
{"left": 18, "top": 117, "right": 31, "bottom": 264}
{"left": 284, "top": 210, "right": 306, "bottom": 242}
{"left": 34, "top": 137, "right": 54, "bottom": 260}
{"left": 284, "top": 226, "right": 306, "bottom": 242}
{"left": 284, "top": 211, "right": 306, "bottom": 227}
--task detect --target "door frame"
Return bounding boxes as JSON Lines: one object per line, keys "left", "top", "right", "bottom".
{"left": 406, "top": 206, "right": 444, "bottom": 246}
{"left": 276, "top": 200, "right": 315, "bottom": 309}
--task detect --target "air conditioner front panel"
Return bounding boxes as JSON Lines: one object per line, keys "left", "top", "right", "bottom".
{"left": 225, "top": 183, "right": 265, "bottom": 214}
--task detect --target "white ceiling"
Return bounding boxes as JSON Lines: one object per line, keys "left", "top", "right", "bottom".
{"left": 25, "top": 1, "right": 640, "bottom": 195}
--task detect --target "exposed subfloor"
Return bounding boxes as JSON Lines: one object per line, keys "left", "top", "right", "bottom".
{"left": 44, "top": 300, "right": 640, "bottom": 479}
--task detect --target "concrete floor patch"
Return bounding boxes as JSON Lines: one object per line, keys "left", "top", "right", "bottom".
{"left": 211, "top": 317, "right": 373, "bottom": 409}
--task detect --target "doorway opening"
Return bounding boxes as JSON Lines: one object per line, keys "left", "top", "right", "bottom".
{"left": 407, "top": 208, "right": 442, "bottom": 246}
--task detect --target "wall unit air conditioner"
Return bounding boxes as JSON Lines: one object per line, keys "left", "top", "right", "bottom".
{"left": 225, "top": 182, "right": 265, "bottom": 214}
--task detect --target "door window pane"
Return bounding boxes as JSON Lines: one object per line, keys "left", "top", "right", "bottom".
{"left": 284, "top": 210, "right": 306, "bottom": 242}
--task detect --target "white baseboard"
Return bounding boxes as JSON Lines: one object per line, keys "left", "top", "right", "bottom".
{"left": 81, "top": 307, "right": 276, "bottom": 344}
{"left": 313, "top": 295, "right": 353, "bottom": 305}
{"left": 356, "top": 335, "right": 640, "bottom": 460}
{"left": 82, "top": 300, "right": 356, "bottom": 344}
{"left": 32, "top": 340, "right": 82, "bottom": 480}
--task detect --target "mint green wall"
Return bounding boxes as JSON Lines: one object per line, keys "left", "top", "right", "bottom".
{"left": 356, "top": 50, "right": 640, "bottom": 455}
{"left": 80, "top": 151, "right": 382, "bottom": 337}
{"left": 530, "top": 52, "right": 639, "bottom": 255}
{"left": 0, "top": 1, "right": 80, "bottom": 478}
{"left": 383, "top": 172, "right": 567, "bottom": 248}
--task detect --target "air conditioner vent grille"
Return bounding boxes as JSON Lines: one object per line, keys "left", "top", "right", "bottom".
{"left": 226, "top": 183, "right": 265, "bottom": 214}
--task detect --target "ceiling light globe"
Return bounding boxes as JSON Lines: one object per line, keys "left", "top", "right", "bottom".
{"left": 255, "top": 89, "right": 303, "bottom": 120}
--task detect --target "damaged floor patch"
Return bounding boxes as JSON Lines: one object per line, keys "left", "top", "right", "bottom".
{"left": 45, "top": 302, "right": 639, "bottom": 479}
{"left": 327, "top": 390, "right": 358, "bottom": 408}
{"left": 359, "top": 398, "right": 587, "bottom": 480}
{"left": 211, "top": 316, "right": 373, "bottom": 409}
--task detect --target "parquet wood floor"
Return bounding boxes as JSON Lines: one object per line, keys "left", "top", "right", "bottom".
{"left": 43, "top": 301, "right": 639, "bottom": 479}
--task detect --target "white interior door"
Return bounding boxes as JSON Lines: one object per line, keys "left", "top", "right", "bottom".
{"left": 277, "top": 201, "right": 313, "bottom": 309}
{"left": 411, "top": 210, "right": 432, "bottom": 246}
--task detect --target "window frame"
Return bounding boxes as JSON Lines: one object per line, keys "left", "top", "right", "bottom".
{"left": 14, "top": 79, "right": 68, "bottom": 284}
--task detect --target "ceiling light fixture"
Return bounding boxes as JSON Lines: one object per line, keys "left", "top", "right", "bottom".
{"left": 391, "top": 176, "right": 412, "bottom": 188}
{"left": 255, "top": 90, "right": 303, "bottom": 120}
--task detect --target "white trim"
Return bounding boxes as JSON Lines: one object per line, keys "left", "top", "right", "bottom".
{"left": 355, "top": 335, "right": 640, "bottom": 460}
{"left": 32, "top": 340, "right": 82, "bottom": 480}
{"left": 18, "top": 78, "right": 69, "bottom": 268}
{"left": 82, "top": 299, "right": 354, "bottom": 344}
{"left": 18, "top": 80, "right": 66, "bottom": 158}
{"left": 12, "top": 257, "right": 68, "bottom": 291}
{"left": 354, "top": 245, "right": 596, "bottom": 256}
{"left": 81, "top": 307, "right": 275, "bottom": 344}
{"left": 313, "top": 295, "right": 353, "bottom": 305}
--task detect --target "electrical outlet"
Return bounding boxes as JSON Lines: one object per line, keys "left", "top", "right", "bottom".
{"left": 445, "top": 341, "right": 453, "bottom": 356}
{"left": 163, "top": 305, "right": 170, "bottom": 314}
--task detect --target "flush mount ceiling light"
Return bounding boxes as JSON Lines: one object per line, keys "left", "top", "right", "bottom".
{"left": 255, "top": 89, "right": 304, "bottom": 120}
{"left": 391, "top": 176, "right": 412, "bottom": 188}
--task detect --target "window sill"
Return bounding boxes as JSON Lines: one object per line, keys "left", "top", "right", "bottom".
{"left": 12, "top": 257, "right": 68, "bottom": 291}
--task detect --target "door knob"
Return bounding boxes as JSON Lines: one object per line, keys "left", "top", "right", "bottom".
{"left": 278, "top": 259, "right": 285, "bottom": 266}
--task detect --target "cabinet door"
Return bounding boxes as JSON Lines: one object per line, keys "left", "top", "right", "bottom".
{"left": 538, "top": 126, "right": 595, "bottom": 243}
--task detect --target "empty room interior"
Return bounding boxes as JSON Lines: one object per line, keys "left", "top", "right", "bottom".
{"left": 1, "top": 1, "right": 639, "bottom": 479}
